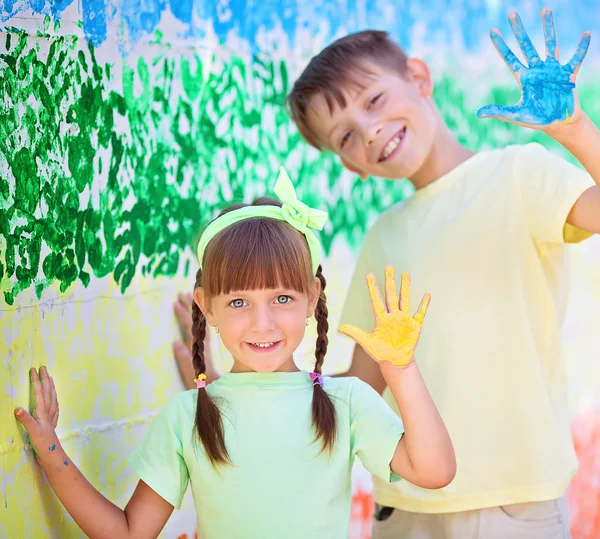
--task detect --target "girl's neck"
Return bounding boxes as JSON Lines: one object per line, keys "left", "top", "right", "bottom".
{"left": 230, "top": 356, "right": 300, "bottom": 373}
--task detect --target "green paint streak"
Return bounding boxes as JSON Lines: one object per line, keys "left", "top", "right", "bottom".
{"left": 2, "top": 30, "right": 600, "bottom": 305}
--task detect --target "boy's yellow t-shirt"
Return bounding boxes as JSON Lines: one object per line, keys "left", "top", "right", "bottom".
{"left": 340, "top": 143, "right": 595, "bottom": 514}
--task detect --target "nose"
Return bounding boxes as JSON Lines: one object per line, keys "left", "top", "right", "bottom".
{"left": 362, "top": 120, "right": 383, "bottom": 147}
{"left": 252, "top": 305, "right": 276, "bottom": 332}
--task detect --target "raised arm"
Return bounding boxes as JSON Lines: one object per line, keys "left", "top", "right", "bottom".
{"left": 339, "top": 268, "right": 455, "bottom": 488}
{"left": 478, "top": 8, "right": 600, "bottom": 234}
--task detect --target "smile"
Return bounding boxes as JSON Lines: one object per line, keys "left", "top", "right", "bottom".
{"left": 379, "top": 127, "right": 407, "bottom": 162}
{"left": 248, "top": 341, "right": 280, "bottom": 349}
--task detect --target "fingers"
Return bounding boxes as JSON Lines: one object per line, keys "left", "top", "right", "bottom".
{"left": 30, "top": 368, "right": 47, "bottom": 417}
{"left": 566, "top": 32, "right": 591, "bottom": 75}
{"left": 384, "top": 266, "right": 399, "bottom": 313}
{"left": 40, "top": 367, "right": 52, "bottom": 412}
{"left": 476, "top": 103, "right": 526, "bottom": 123}
{"left": 14, "top": 407, "right": 39, "bottom": 436}
{"left": 490, "top": 29, "right": 525, "bottom": 74}
{"left": 413, "top": 293, "right": 431, "bottom": 326}
{"left": 509, "top": 12, "right": 541, "bottom": 66}
{"left": 48, "top": 376, "right": 59, "bottom": 428}
{"left": 399, "top": 272, "right": 411, "bottom": 314}
{"left": 174, "top": 293, "right": 194, "bottom": 344}
{"left": 338, "top": 324, "right": 371, "bottom": 347}
{"left": 541, "top": 8, "right": 558, "bottom": 60}
{"left": 366, "top": 274, "right": 386, "bottom": 320}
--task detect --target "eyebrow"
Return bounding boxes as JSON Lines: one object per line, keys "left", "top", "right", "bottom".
{"left": 325, "top": 83, "right": 374, "bottom": 143}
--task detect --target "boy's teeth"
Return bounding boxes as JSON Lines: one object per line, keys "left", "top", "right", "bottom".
{"left": 382, "top": 136, "right": 401, "bottom": 159}
{"left": 381, "top": 129, "right": 406, "bottom": 160}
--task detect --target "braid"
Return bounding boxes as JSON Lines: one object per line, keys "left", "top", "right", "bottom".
{"left": 311, "top": 264, "right": 336, "bottom": 454}
{"left": 192, "top": 268, "right": 231, "bottom": 467}
{"left": 314, "top": 265, "right": 329, "bottom": 370}
{"left": 191, "top": 310, "right": 206, "bottom": 381}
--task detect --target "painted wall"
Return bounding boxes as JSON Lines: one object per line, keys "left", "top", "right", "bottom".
{"left": 1, "top": 1, "right": 599, "bottom": 537}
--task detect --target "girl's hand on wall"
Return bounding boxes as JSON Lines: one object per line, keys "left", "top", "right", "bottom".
{"left": 338, "top": 267, "right": 430, "bottom": 368}
{"left": 14, "top": 367, "right": 61, "bottom": 466}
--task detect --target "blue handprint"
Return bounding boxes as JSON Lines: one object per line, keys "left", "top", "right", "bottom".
{"left": 477, "top": 9, "right": 591, "bottom": 127}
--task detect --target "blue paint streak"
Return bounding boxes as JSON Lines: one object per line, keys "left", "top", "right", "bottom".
{"left": 29, "top": 0, "right": 45, "bottom": 12}
{"left": 49, "top": 443, "right": 56, "bottom": 451}
{"left": 48, "top": 0, "right": 73, "bottom": 18}
{"left": 82, "top": 0, "right": 107, "bottom": 47}
{"left": 193, "top": 0, "right": 298, "bottom": 47}
{"left": 63, "top": 460, "right": 69, "bottom": 466}
{"left": 169, "top": 0, "right": 192, "bottom": 24}
{"left": 119, "top": 0, "right": 166, "bottom": 45}
{"left": 0, "top": 0, "right": 75, "bottom": 26}
{"left": 1, "top": 0, "right": 599, "bottom": 55}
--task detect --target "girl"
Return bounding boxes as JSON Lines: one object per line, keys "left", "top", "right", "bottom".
{"left": 14, "top": 168, "right": 455, "bottom": 539}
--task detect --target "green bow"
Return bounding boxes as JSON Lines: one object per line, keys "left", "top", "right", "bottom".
{"left": 274, "top": 167, "right": 328, "bottom": 232}
{"left": 196, "top": 167, "right": 328, "bottom": 275}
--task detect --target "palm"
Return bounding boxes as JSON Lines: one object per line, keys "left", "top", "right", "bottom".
{"left": 366, "top": 314, "right": 422, "bottom": 364}
{"left": 477, "top": 9, "right": 591, "bottom": 128}
{"left": 339, "top": 268, "right": 430, "bottom": 367}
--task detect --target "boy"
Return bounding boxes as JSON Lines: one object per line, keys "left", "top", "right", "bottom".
{"left": 284, "top": 8, "right": 600, "bottom": 539}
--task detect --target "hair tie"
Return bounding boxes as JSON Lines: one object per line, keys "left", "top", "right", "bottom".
{"left": 195, "top": 373, "right": 207, "bottom": 389}
{"left": 309, "top": 372, "right": 323, "bottom": 387}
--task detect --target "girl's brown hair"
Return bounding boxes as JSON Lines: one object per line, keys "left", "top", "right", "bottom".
{"left": 192, "top": 197, "right": 336, "bottom": 467}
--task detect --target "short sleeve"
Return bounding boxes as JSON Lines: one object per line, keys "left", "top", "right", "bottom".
{"left": 516, "top": 143, "right": 594, "bottom": 244}
{"left": 128, "top": 394, "right": 190, "bottom": 509}
{"left": 339, "top": 230, "right": 383, "bottom": 334}
{"left": 349, "top": 378, "right": 405, "bottom": 483}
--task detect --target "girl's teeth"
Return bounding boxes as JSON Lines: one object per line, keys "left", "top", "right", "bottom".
{"left": 252, "top": 342, "right": 275, "bottom": 348}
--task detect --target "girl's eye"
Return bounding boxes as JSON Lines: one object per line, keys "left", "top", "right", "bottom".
{"left": 340, "top": 131, "right": 351, "bottom": 149}
{"left": 230, "top": 299, "right": 247, "bottom": 308}
{"left": 369, "top": 93, "right": 382, "bottom": 107}
{"left": 275, "top": 295, "right": 292, "bottom": 304}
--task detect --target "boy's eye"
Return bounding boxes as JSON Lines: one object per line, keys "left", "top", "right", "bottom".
{"left": 340, "top": 131, "right": 351, "bottom": 149}
{"left": 229, "top": 298, "right": 247, "bottom": 308}
{"left": 369, "top": 93, "right": 382, "bottom": 107}
{"left": 275, "top": 295, "right": 292, "bottom": 304}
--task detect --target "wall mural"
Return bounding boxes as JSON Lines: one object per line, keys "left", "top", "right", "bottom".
{"left": 2, "top": 1, "right": 599, "bottom": 537}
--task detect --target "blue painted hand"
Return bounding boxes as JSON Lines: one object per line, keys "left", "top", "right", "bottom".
{"left": 477, "top": 9, "right": 591, "bottom": 131}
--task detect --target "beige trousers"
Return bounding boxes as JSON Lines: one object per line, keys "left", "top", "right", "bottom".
{"left": 372, "top": 497, "right": 570, "bottom": 539}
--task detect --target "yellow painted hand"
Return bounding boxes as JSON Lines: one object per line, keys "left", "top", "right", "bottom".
{"left": 339, "top": 267, "right": 430, "bottom": 367}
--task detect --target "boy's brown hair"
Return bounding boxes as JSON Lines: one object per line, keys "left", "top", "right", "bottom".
{"left": 285, "top": 30, "right": 409, "bottom": 150}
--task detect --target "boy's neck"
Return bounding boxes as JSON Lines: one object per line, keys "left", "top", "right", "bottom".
{"left": 408, "top": 121, "right": 476, "bottom": 191}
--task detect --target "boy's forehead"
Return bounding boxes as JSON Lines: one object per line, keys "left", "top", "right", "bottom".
{"left": 304, "top": 75, "right": 375, "bottom": 144}
{"left": 305, "top": 61, "right": 385, "bottom": 116}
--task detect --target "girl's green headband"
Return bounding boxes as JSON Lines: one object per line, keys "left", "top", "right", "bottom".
{"left": 196, "top": 167, "right": 328, "bottom": 275}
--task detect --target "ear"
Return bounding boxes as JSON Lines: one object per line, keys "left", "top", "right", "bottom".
{"left": 306, "top": 276, "right": 322, "bottom": 317}
{"left": 194, "top": 287, "right": 217, "bottom": 328}
{"left": 405, "top": 58, "right": 434, "bottom": 97}
{"left": 341, "top": 158, "right": 369, "bottom": 180}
